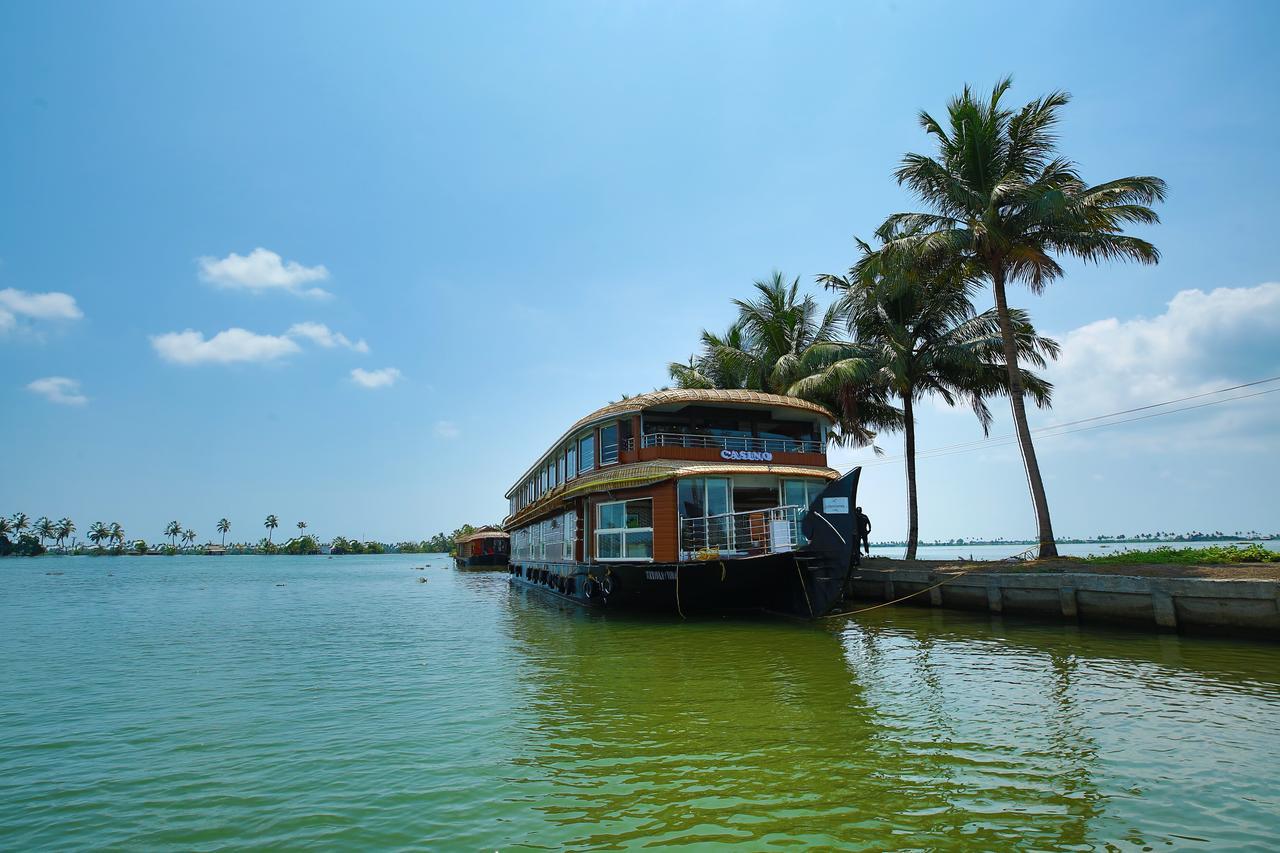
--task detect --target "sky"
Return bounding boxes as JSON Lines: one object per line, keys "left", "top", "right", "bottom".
{"left": 2, "top": 0, "right": 1278, "bottom": 544}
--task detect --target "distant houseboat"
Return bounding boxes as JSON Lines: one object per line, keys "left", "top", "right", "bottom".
{"left": 454, "top": 527, "right": 510, "bottom": 569}
{"left": 503, "top": 389, "right": 862, "bottom": 617}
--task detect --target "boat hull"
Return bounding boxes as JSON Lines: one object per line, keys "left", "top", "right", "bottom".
{"left": 455, "top": 553, "right": 509, "bottom": 570}
{"left": 508, "top": 549, "right": 850, "bottom": 618}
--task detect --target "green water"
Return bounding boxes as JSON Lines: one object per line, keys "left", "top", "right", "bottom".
{"left": 2, "top": 555, "right": 1278, "bottom": 850}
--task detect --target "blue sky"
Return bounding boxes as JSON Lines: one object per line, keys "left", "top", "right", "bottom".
{"left": 2, "top": 1, "right": 1278, "bottom": 543}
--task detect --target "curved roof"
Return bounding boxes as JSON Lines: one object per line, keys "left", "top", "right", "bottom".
{"left": 455, "top": 526, "right": 509, "bottom": 544}
{"left": 504, "top": 459, "right": 837, "bottom": 529}
{"left": 505, "top": 389, "right": 834, "bottom": 497}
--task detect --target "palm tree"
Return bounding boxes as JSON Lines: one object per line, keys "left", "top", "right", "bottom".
{"left": 815, "top": 244, "right": 1058, "bottom": 557}
{"left": 165, "top": 520, "right": 182, "bottom": 548}
{"left": 866, "top": 78, "right": 1165, "bottom": 557}
{"left": 35, "top": 517, "right": 54, "bottom": 548}
{"left": 296, "top": 521, "right": 307, "bottom": 538}
{"left": 265, "top": 514, "right": 279, "bottom": 543}
{"left": 87, "top": 521, "right": 108, "bottom": 549}
{"left": 0, "top": 517, "right": 12, "bottom": 542}
{"left": 183, "top": 529, "right": 196, "bottom": 549}
{"left": 217, "top": 518, "right": 230, "bottom": 546}
{"left": 669, "top": 271, "right": 901, "bottom": 448}
{"left": 56, "top": 518, "right": 75, "bottom": 550}
{"left": 10, "top": 512, "right": 29, "bottom": 540}
{"left": 109, "top": 522, "right": 125, "bottom": 548}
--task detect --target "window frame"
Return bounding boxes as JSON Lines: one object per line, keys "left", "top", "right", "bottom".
{"left": 594, "top": 498, "right": 654, "bottom": 562}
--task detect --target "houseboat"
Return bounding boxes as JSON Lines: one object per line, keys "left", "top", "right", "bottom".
{"left": 454, "top": 527, "right": 510, "bottom": 569}
{"left": 503, "top": 389, "right": 862, "bottom": 618}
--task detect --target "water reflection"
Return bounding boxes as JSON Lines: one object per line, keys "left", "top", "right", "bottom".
{"left": 500, "top": 585, "right": 1280, "bottom": 850}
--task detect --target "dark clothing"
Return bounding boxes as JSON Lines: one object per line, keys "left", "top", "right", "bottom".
{"left": 856, "top": 512, "right": 871, "bottom": 556}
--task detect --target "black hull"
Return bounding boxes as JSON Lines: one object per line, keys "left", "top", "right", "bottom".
{"left": 508, "top": 550, "right": 850, "bottom": 619}
{"left": 455, "top": 553, "right": 509, "bottom": 570}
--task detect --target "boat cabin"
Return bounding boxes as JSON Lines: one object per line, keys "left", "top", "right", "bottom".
{"left": 453, "top": 526, "right": 510, "bottom": 569}
{"left": 503, "top": 389, "right": 839, "bottom": 567}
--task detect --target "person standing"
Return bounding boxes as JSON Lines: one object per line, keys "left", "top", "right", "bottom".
{"left": 856, "top": 507, "right": 872, "bottom": 558}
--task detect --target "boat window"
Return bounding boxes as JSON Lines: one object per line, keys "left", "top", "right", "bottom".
{"left": 566, "top": 444, "right": 577, "bottom": 480}
{"left": 578, "top": 433, "right": 595, "bottom": 473}
{"left": 595, "top": 498, "right": 653, "bottom": 561}
{"left": 599, "top": 423, "right": 619, "bottom": 465}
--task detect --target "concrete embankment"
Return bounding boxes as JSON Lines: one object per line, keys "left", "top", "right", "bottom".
{"left": 847, "top": 561, "right": 1280, "bottom": 638}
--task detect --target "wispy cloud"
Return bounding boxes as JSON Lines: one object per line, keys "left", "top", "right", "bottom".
{"left": 434, "top": 420, "right": 460, "bottom": 438}
{"left": 27, "top": 376, "right": 88, "bottom": 406}
{"left": 198, "top": 248, "right": 331, "bottom": 298}
{"left": 151, "top": 328, "right": 301, "bottom": 365}
{"left": 0, "top": 287, "right": 83, "bottom": 333}
{"left": 351, "top": 367, "right": 402, "bottom": 389}
{"left": 287, "top": 322, "right": 369, "bottom": 353}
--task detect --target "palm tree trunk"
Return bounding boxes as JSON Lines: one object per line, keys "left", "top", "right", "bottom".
{"left": 903, "top": 393, "right": 919, "bottom": 560}
{"left": 991, "top": 268, "right": 1058, "bottom": 558}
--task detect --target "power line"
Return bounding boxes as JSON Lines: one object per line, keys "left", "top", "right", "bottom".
{"left": 845, "top": 377, "right": 1280, "bottom": 471}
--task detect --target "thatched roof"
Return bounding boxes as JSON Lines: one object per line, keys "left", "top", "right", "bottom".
{"left": 505, "top": 389, "right": 834, "bottom": 497}
{"left": 455, "top": 526, "right": 510, "bottom": 544}
{"left": 503, "top": 459, "right": 837, "bottom": 529}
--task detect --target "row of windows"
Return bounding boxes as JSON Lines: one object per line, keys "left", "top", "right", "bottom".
{"left": 509, "top": 422, "right": 622, "bottom": 516}
{"left": 512, "top": 499, "right": 652, "bottom": 563}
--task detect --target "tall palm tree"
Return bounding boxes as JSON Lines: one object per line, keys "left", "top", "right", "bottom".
{"left": 165, "top": 520, "right": 182, "bottom": 548}
{"left": 0, "top": 517, "right": 12, "bottom": 542}
{"left": 87, "top": 521, "right": 108, "bottom": 549}
{"left": 109, "top": 522, "right": 125, "bottom": 548}
{"left": 217, "top": 518, "right": 231, "bottom": 546}
{"left": 815, "top": 244, "right": 1058, "bottom": 557}
{"left": 668, "top": 323, "right": 756, "bottom": 390}
{"left": 296, "top": 521, "right": 307, "bottom": 537}
{"left": 10, "top": 513, "right": 30, "bottom": 540}
{"left": 265, "top": 514, "right": 279, "bottom": 543}
{"left": 866, "top": 78, "right": 1165, "bottom": 557}
{"left": 56, "top": 518, "right": 75, "bottom": 550}
{"left": 183, "top": 529, "right": 196, "bottom": 549}
{"left": 35, "top": 517, "right": 55, "bottom": 547}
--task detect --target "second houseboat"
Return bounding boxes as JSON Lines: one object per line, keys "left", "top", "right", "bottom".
{"left": 503, "top": 389, "right": 861, "bottom": 618}
{"left": 454, "top": 527, "right": 510, "bottom": 569}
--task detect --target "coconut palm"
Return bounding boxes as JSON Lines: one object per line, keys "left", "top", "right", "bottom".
{"left": 0, "top": 517, "right": 12, "bottom": 541}
{"left": 10, "top": 513, "right": 29, "bottom": 540}
{"left": 865, "top": 78, "right": 1165, "bottom": 557}
{"left": 217, "top": 518, "right": 230, "bottom": 546}
{"left": 164, "top": 520, "right": 182, "bottom": 548}
{"left": 56, "top": 518, "right": 75, "bottom": 550}
{"left": 182, "top": 529, "right": 196, "bottom": 549}
{"left": 109, "top": 522, "right": 125, "bottom": 548}
{"left": 296, "top": 521, "right": 307, "bottom": 537}
{"left": 34, "top": 517, "right": 54, "bottom": 547}
{"left": 87, "top": 521, "right": 108, "bottom": 549}
{"left": 815, "top": 244, "right": 1058, "bottom": 557}
{"left": 669, "top": 271, "right": 901, "bottom": 447}
{"left": 264, "top": 514, "right": 279, "bottom": 543}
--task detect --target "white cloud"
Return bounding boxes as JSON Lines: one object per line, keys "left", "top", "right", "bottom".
{"left": 351, "top": 367, "right": 402, "bottom": 388}
{"left": 434, "top": 420, "right": 460, "bottom": 438}
{"left": 1042, "top": 283, "right": 1280, "bottom": 448}
{"left": 151, "top": 328, "right": 301, "bottom": 365}
{"left": 0, "top": 288, "right": 83, "bottom": 333}
{"left": 287, "top": 322, "right": 369, "bottom": 353}
{"left": 27, "top": 376, "right": 88, "bottom": 406}
{"left": 197, "top": 248, "right": 331, "bottom": 298}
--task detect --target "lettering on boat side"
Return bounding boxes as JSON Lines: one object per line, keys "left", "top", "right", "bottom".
{"left": 720, "top": 449, "right": 773, "bottom": 462}
{"left": 645, "top": 570, "right": 677, "bottom": 581}
{"left": 823, "top": 497, "right": 849, "bottom": 514}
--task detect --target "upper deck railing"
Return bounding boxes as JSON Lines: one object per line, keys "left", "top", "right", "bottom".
{"left": 626, "top": 433, "right": 824, "bottom": 455}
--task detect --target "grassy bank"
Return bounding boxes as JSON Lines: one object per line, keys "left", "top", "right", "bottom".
{"left": 1082, "top": 544, "right": 1277, "bottom": 565}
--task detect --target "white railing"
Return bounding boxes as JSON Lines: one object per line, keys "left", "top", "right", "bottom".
{"left": 679, "top": 505, "right": 805, "bottom": 560}
{"left": 637, "top": 433, "right": 823, "bottom": 454}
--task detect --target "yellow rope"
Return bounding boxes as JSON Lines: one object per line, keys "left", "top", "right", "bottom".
{"left": 794, "top": 556, "right": 814, "bottom": 618}
{"left": 822, "top": 566, "right": 979, "bottom": 619}
{"left": 675, "top": 564, "right": 685, "bottom": 620}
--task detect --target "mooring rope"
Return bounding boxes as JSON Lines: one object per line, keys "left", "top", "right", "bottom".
{"left": 822, "top": 565, "right": 981, "bottom": 619}
{"left": 794, "top": 556, "right": 815, "bottom": 618}
{"left": 675, "top": 564, "right": 685, "bottom": 620}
